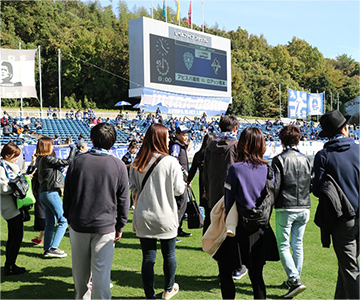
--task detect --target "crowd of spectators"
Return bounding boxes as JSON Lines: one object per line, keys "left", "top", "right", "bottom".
{"left": 1, "top": 109, "right": 359, "bottom": 148}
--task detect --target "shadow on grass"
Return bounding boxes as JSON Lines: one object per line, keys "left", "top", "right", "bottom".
{"left": 1, "top": 266, "right": 73, "bottom": 299}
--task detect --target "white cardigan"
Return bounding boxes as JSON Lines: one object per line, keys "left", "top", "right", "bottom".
{"left": 0, "top": 161, "right": 21, "bottom": 220}
{"left": 129, "top": 153, "right": 186, "bottom": 239}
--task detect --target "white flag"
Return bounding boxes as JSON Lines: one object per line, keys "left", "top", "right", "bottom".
{"left": 0, "top": 48, "right": 38, "bottom": 99}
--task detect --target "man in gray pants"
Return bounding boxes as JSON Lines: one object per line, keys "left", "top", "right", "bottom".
{"left": 64, "top": 123, "right": 129, "bottom": 299}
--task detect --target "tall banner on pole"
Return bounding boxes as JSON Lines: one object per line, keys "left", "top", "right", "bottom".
{"left": 0, "top": 48, "right": 37, "bottom": 99}
{"left": 307, "top": 92, "right": 324, "bottom": 115}
{"left": 288, "top": 88, "right": 307, "bottom": 119}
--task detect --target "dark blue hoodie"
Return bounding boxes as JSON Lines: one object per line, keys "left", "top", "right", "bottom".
{"left": 313, "top": 136, "right": 359, "bottom": 216}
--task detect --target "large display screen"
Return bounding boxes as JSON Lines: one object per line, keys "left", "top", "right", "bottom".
{"left": 150, "top": 34, "right": 227, "bottom": 91}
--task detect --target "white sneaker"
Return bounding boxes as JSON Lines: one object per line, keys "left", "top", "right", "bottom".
{"left": 44, "top": 248, "right": 67, "bottom": 258}
{"left": 162, "top": 283, "right": 179, "bottom": 300}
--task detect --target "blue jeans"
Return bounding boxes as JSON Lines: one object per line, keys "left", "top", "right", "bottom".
{"left": 140, "top": 237, "right": 177, "bottom": 299}
{"left": 40, "top": 190, "right": 68, "bottom": 251}
{"left": 275, "top": 209, "right": 310, "bottom": 281}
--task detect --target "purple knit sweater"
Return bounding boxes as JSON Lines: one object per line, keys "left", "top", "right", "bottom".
{"left": 224, "top": 162, "right": 268, "bottom": 215}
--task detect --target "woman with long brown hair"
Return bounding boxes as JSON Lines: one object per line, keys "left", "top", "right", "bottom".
{"left": 129, "top": 124, "right": 186, "bottom": 300}
{"left": 219, "top": 127, "right": 279, "bottom": 299}
{"left": 35, "top": 136, "right": 75, "bottom": 258}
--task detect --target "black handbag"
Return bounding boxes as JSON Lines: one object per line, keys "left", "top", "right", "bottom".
{"left": 9, "top": 174, "right": 29, "bottom": 199}
{"left": 186, "top": 187, "right": 204, "bottom": 229}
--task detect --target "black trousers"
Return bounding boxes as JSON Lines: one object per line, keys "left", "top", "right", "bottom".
{"left": 219, "top": 261, "right": 265, "bottom": 299}
{"left": 5, "top": 214, "right": 24, "bottom": 267}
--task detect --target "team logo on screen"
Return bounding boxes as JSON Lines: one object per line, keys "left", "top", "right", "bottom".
{"left": 183, "top": 52, "right": 194, "bottom": 70}
{"left": 211, "top": 58, "right": 221, "bottom": 74}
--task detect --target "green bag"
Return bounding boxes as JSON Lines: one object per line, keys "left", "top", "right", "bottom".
{"left": 16, "top": 175, "right": 36, "bottom": 210}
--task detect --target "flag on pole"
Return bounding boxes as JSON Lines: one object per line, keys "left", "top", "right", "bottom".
{"left": 307, "top": 92, "right": 324, "bottom": 115}
{"left": 162, "top": 0, "right": 166, "bottom": 18}
{"left": 188, "top": 1, "right": 192, "bottom": 25}
{"left": 288, "top": 88, "right": 307, "bottom": 119}
{"left": 0, "top": 48, "right": 38, "bottom": 99}
{"left": 176, "top": 0, "right": 180, "bottom": 22}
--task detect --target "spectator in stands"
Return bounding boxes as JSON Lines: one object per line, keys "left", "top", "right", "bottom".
{"left": 170, "top": 125, "right": 192, "bottom": 240}
{"left": 187, "top": 133, "right": 216, "bottom": 235}
{"left": 12, "top": 120, "right": 24, "bottom": 135}
{"left": 35, "top": 136, "right": 76, "bottom": 258}
{"left": 203, "top": 115, "right": 248, "bottom": 280}
{"left": 47, "top": 107, "right": 52, "bottom": 118}
{"left": 23, "top": 117, "right": 31, "bottom": 131}
{"left": 70, "top": 108, "right": 74, "bottom": 119}
{"left": 156, "top": 107, "right": 161, "bottom": 116}
{"left": 75, "top": 110, "right": 81, "bottom": 120}
{"left": 52, "top": 108, "right": 59, "bottom": 119}
{"left": 272, "top": 125, "right": 311, "bottom": 298}
{"left": 0, "top": 142, "right": 27, "bottom": 275}
{"left": 76, "top": 134, "right": 84, "bottom": 144}
{"left": 53, "top": 135, "right": 60, "bottom": 145}
{"left": 34, "top": 118, "right": 42, "bottom": 130}
{"left": 125, "top": 112, "right": 129, "bottom": 120}
{"left": 129, "top": 124, "right": 186, "bottom": 300}
{"left": 76, "top": 140, "right": 88, "bottom": 156}
{"left": 220, "top": 127, "right": 279, "bottom": 299}
{"left": 64, "top": 123, "right": 129, "bottom": 299}
{"left": 1, "top": 112, "right": 9, "bottom": 127}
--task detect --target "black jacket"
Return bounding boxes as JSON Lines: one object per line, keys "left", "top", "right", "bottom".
{"left": 314, "top": 173, "right": 356, "bottom": 248}
{"left": 203, "top": 136, "right": 238, "bottom": 209}
{"left": 36, "top": 147, "right": 76, "bottom": 193}
{"left": 271, "top": 148, "right": 311, "bottom": 209}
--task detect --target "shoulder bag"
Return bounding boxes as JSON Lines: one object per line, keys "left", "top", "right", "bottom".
{"left": 237, "top": 165, "right": 275, "bottom": 234}
{"left": 187, "top": 186, "right": 204, "bottom": 229}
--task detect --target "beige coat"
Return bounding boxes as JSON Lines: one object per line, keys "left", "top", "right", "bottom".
{"left": 202, "top": 196, "right": 238, "bottom": 257}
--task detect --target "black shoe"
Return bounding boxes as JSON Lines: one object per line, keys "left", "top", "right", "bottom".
{"left": 283, "top": 279, "right": 306, "bottom": 298}
{"left": 4, "top": 264, "right": 26, "bottom": 275}
{"left": 178, "top": 231, "right": 192, "bottom": 237}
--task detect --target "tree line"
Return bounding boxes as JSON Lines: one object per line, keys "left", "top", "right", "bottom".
{"left": 1, "top": 0, "right": 359, "bottom": 118}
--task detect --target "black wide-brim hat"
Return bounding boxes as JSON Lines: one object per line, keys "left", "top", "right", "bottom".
{"left": 319, "top": 110, "right": 351, "bottom": 138}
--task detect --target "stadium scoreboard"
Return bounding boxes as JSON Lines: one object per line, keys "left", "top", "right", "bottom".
{"left": 129, "top": 17, "right": 231, "bottom": 98}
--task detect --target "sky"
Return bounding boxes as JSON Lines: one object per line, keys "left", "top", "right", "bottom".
{"left": 97, "top": 0, "right": 360, "bottom": 62}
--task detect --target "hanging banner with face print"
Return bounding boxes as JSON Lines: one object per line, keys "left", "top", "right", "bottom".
{"left": 0, "top": 48, "right": 37, "bottom": 99}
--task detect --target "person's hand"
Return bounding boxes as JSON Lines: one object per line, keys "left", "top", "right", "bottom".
{"left": 114, "top": 230, "right": 122, "bottom": 242}
{"left": 187, "top": 182, "right": 191, "bottom": 187}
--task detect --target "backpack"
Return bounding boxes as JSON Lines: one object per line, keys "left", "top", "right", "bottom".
{"left": 237, "top": 166, "right": 275, "bottom": 234}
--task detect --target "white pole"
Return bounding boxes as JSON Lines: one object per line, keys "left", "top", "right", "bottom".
{"left": 58, "top": 48, "right": 61, "bottom": 116}
{"left": 165, "top": 0, "right": 167, "bottom": 23}
{"left": 151, "top": 0, "right": 153, "bottom": 18}
{"left": 38, "top": 45, "right": 43, "bottom": 118}
{"left": 330, "top": 91, "right": 333, "bottom": 110}
{"left": 178, "top": 0, "right": 180, "bottom": 26}
{"left": 202, "top": 1, "right": 204, "bottom": 32}
{"left": 279, "top": 84, "right": 281, "bottom": 119}
{"left": 337, "top": 93, "right": 339, "bottom": 110}
{"left": 323, "top": 91, "right": 326, "bottom": 113}
{"left": 19, "top": 42, "right": 23, "bottom": 118}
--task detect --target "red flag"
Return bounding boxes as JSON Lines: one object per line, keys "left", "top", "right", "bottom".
{"left": 188, "top": 1, "right": 192, "bottom": 25}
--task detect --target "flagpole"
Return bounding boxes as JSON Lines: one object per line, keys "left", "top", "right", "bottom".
{"left": 337, "top": 93, "right": 339, "bottom": 110}
{"left": 58, "top": 48, "right": 61, "bottom": 116}
{"left": 178, "top": 1, "right": 180, "bottom": 26}
{"left": 165, "top": 0, "right": 167, "bottom": 23}
{"left": 202, "top": 1, "right": 204, "bottom": 32}
{"left": 151, "top": 0, "right": 153, "bottom": 18}
{"left": 19, "top": 42, "right": 23, "bottom": 118}
{"left": 38, "top": 45, "right": 43, "bottom": 118}
{"left": 279, "top": 84, "right": 281, "bottom": 119}
{"left": 330, "top": 91, "right": 333, "bottom": 110}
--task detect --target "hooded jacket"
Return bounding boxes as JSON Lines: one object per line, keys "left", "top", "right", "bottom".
{"left": 203, "top": 135, "right": 237, "bottom": 209}
{"left": 313, "top": 136, "right": 359, "bottom": 217}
